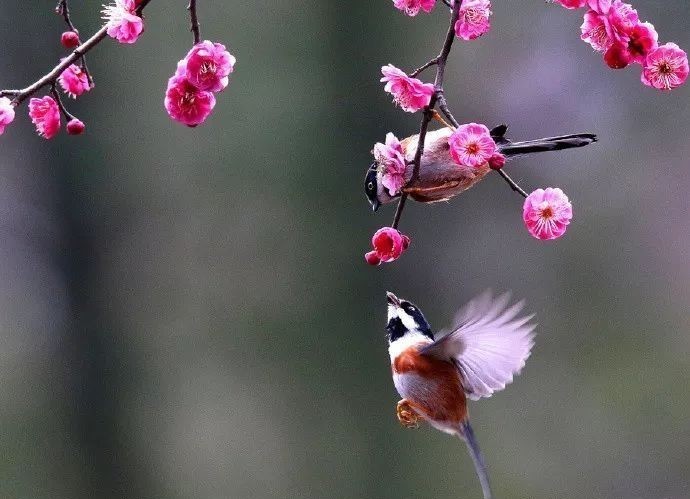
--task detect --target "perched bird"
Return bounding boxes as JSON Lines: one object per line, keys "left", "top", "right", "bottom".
{"left": 365, "top": 124, "right": 596, "bottom": 210}
{"left": 385, "top": 290, "right": 536, "bottom": 499}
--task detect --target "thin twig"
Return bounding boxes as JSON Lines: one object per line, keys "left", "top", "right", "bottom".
{"left": 438, "top": 94, "right": 460, "bottom": 128}
{"left": 391, "top": 0, "right": 462, "bottom": 230}
{"left": 0, "top": 0, "right": 153, "bottom": 106}
{"left": 56, "top": 0, "right": 94, "bottom": 88}
{"left": 50, "top": 84, "right": 78, "bottom": 121}
{"left": 188, "top": 0, "right": 201, "bottom": 44}
{"left": 410, "top": 57, "right": 439, "bottom": 78}
{"left": 496, "top": 168, "right": 528, "bottom": 198}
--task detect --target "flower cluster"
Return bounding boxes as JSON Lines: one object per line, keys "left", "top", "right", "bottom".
{"left": 164, "top": 41, "right": 236, "bottom": 127}
{"left": 391, "top": 0, "right": 493, "bottom": 41}
{"left": 553, "top": 0, "right": 688, "bottom": 90}
{"left": 102, "top": 0, "right": 144, "bottom": 44}
{"left": 365, "top": 227, "right": 411, "bottom": 265}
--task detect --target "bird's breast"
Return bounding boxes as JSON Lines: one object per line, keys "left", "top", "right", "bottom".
{"left": 391, "top": 345, "right": 467, "bottom": 425}
{"left": 401, "top": 128, "right": 490, "bottom": 203}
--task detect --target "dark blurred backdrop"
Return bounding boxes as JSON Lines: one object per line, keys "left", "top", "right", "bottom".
{"left": 1, "top": 1, "right": 689, "bottom": 498}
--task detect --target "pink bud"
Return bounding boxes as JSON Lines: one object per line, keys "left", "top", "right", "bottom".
{"left": 488, "top": 152, "right": 506, "bottom": 170}
{"left": 604, "top": 43, "right": 631, "bottom": 69}
{"left": 365, "top": 251, "right": 381, "bottom": 266}
{"left": 61, "top": 31, "right": 80, "bottom": 48}
{"left": 66, "top": 119, "right": 85, "bottom": 135}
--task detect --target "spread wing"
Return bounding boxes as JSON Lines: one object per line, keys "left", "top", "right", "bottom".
{"left": 420, "top": 291, "right": 536, "bottom": 401}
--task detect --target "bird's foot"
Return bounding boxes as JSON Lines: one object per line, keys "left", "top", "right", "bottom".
{"left": 396, "top": 399, "right": 420, "bottom": 429}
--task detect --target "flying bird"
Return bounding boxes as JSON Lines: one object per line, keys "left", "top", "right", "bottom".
{"left": 385, "top": 290, "right": 536, "bottom": 499}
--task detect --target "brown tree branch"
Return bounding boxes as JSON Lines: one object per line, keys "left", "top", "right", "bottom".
{"left": 56, "top": 0, "right": 94, "bottom": 88}
{"left": 391, "top": 0, "right": 462, "bottom": 230}
{"left": 0, "top": 0, "right": 153, "bottom": 106}
{"left": 188, "top": 0, "right": 201, "bottom": 44}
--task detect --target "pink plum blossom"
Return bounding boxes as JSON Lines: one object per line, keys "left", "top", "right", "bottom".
{"left": 455, "top": 0, "right": 492, "bottom": 41}
{"left": 392, "top": 0, "right": 435, "bottom": 17}
{"left": 641, "top": 43, "right": 689, "bottom": 90}
{"left": 373, "top": 133, "right": 407, "bottom": 196}
{"left": 581, "top": 1, "right": 638, "bottom": 52}
{"left": 523, "top": 188, "right": 573, "bottom": 241}
{"left": 0, "top": 97, "right": 15, "bottom": 135}
{"left": 58, "top": 64, "right": 91, "bottom": 98}
{"left": 553, "top": 0, "right": 587, "bottom": 9}
{"left": 365, "top": 227, "right": 411, "bottom": 265}
{"left": 380, "top": 64, "right": 434, "bottom": 113}
{"left": 604, "top": 21, "right": 658, "bottom": 68}
{"left": 448, "top": 123, "right": 497, "bottom": 168}
{"left": 164, "top": 70, "right": 216, "bottom": 127}
{"left": 184, "top": 41, "right": 236, "bottom": 92}
{"left": 28, "top": 96, "right": 61, "bottom": 139}
{"left": 102, "top": 0, "right": 144, "bottom": 44}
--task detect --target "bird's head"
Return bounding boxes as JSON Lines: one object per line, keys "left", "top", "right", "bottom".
{"left": 364, "top": 163, "right": 399, "bottom": 212}
{"left": 386, "top": 291, "right": 433, "bottom": 343}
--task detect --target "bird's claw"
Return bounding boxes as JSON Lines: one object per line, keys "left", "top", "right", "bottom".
{"left": 396, "top": 400, "right": 420, "bottom": 429}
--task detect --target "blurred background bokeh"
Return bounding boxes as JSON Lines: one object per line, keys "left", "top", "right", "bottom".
{"left": 1, "top": 1, "right": 689, "bottom": 498}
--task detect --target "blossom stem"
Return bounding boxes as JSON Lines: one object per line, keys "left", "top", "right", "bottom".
{"left": 391, "top": 0, "right": 462, "bottom": 230}
{"left": 50, "top": 84, "right": 78, "bottom": 121}
{"left": 495, "top": 168, "right": 528, "bottom": 198}
{"left": 56, "top": 0, "right": 94, "bottom": 88}
{"left": 0, "top": 0, "right": 153, "bottom": 106}
{"left": 188, "top": 0, "right": 201, "bottom": 44}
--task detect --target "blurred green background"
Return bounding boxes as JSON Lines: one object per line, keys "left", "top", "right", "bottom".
{"left": 1, "top": 1, "right": 689, "bottom": 498}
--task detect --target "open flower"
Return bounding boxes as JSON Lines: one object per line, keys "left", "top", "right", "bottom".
{"left": 28, "top": 96, "right": 61, "bottom": 139}
{"left": 448, "top": 123, "right": 497, "bottom": 168}
{"left": 365, "top": 227, "right": 411, "bottom": 265}
{"left": 380, "top": 64, "right": 434, "bottom": 113}
{"left": 641, "top": 43, "right": 689, "bottom": 90}
{"left": 184, "top": 41, "right": 236, "bottom": 92}
{"left": 392, "top": 0, "right": 435, "bottom": 17}
{"left": 102, "top": 0, "right": 144, "bottom": 44}
{"left": 164, "top": 67, "right": 216, "bottom": 127}
{"left": 0, "top": 97, "right": 15, "bottom": 135}
{"left": 454, "top": 0, "right": 492, "bottom": 41}
{"left": 58, "top": 64, "right": 91, "bottom": 98}
{"left": 581, "top": 1, "right": 640, "bottom": 53}
{"left": 523, "top": 188, "right": 573, "bottom": 240}
{"left": 373, "top": 133, "right": 407, "bottom": 196}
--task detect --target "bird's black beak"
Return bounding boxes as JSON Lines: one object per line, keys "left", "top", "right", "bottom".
{"left": 386, "top": 291, "right": 401, "bottom": 307}
{"left": 371, "top": 199, "right": 380, "bottom": 212}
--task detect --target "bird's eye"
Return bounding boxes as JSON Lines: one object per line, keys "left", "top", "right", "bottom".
{"left": 409, "top": 307, "right": 416, "bottom": 312}
{"left": 367, "top": 182, "right": 374, "bottom": 190}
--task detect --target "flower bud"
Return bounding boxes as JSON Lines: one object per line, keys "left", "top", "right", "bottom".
{"left": 61, "top": 31, "right": 80, "bottom": 49}
{"left": 66, "top": 118, "right": 85, "bottom": 135}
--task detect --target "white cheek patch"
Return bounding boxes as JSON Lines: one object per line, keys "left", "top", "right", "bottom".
{"left": 398, "top": 309, "right": 418, "bottom": 332}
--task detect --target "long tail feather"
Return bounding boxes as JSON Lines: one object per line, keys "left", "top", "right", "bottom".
{"left": 499, "top": 133, "right": 597, "bottom": 157}
{"left": 460, "top": 420, "right": 493, "bottom": 499}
